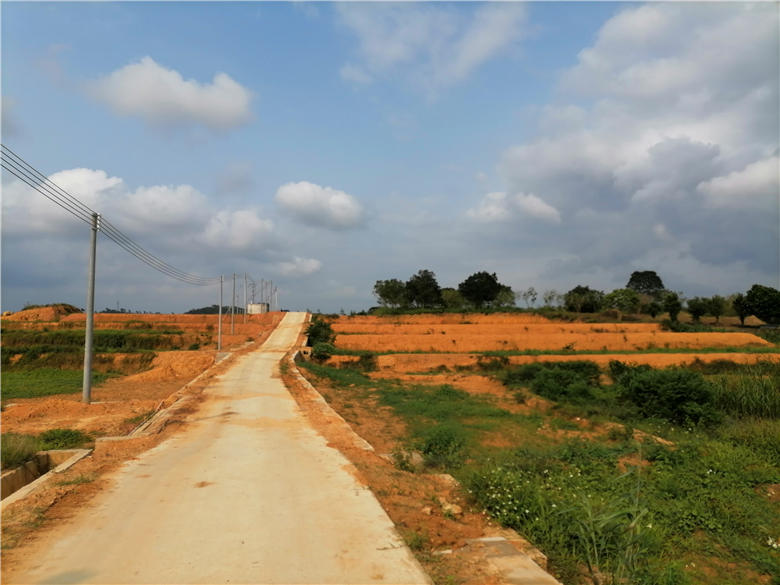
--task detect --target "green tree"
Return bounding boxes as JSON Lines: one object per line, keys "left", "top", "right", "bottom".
{"left": 406, "top": 269, "right": 443, "bottom": 308}
{"left": 643, "top": 301, "right": 662, "bottom": 318}
{"left": 373, "top": 279, "right": 407, "bottom": 308}
{"left": 663, "top": 292, "right": 683, "bottom": 322}
{"left": 520, "top": 286, "right": 538, "bottom": 308}
{"left": 687, "top": 297, "right": 709, "bottom": 323}
{"left": 564, "top": 286, "right": 604, "bottom": 313}
{"left": 731, "top": 293, "right": 750, "bottom": 326}
{"left": 441, "top": 288, "right": 466, "bottom": 311}
{"left": 707, "top": 295, "right": 726, "bottom": 323}
{"left": 745, "top": 284, "right": 780, "bottom": 324}
{"left": 458, "top": 271, "right": 502, "bottom": 308}
{"left": 492, "top": 285, "right": 516, "bottom": 308}
{"left": 626, "top": 270, "right": 666, "bottom": 298}
{"left": 603, "top": 288, "right": 641, "bottom": 319}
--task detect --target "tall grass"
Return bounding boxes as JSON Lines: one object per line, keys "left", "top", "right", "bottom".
{"left": 711, "top": 366, "right": 780, "bottom": 419}
{"left": 1, "top": 433, "right": 41, "bottom": 470}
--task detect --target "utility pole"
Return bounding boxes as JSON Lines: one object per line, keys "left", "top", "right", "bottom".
{"left": 231, "top": 273, "right": 235, "bottom": 335}
{"left": 82, "top": 213, "right": 99, "bottom": 404}
{"left": 244, "top": 272, "right": 247, "bottom": 324}
{"left": 218, "top": 275, "right": 223, "bottom": 351}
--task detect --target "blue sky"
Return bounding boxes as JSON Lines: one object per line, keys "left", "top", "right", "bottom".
{"left": 2, "top": 2, "right": 778, "bottom": 313}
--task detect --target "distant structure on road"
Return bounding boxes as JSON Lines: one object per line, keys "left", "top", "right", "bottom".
{"left": 248, "top": 302, "right": 270, "bottom": 314}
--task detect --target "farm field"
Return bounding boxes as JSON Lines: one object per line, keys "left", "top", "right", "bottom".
{"left": 1, "top": 306, "right": 283, "bottom": 437}
{"left": 297, "top": 312, "right": 780, "bottom": 585}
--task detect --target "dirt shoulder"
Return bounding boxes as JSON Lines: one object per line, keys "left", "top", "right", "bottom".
{"left": 281, "top": 346, "right": 552, "bottom": 585}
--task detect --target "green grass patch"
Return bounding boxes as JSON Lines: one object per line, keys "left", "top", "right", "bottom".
{"left": 1, "top": 368, "right": 112, "bottom": 400}
{"left": 1, "top": 433, "right": 41, "bottom": 469}
{"left": 38, "top": 428, "right": 92, "bottom": 450}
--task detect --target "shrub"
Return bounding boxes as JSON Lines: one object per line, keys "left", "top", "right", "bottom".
{"left": 616, "top": 367, "right": 719, "bottom": 426}
{"left": 311, "top": 342, "right": 335, "bottom": 362}
{"left": 38, "top": 428, "right": 92, "bottom": 450}
{"left": 503, "top": 363, "right": 545, "bottom": 386}
{"left": 531, "top": 369, "right": 594, "bottom": 402}
{"left": 418, "top": 423, "right": 468, "bottom": 469}
{"left": 306, "top": 316, "right": 335, "bottom": 346}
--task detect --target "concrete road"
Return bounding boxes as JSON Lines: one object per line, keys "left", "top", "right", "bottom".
{"left": 8, "top": 312, "right": 430, "bottom": 585}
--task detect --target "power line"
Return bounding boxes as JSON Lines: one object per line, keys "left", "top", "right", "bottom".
{"left": 1, "top": 144, "right": 220, "bottom": 286}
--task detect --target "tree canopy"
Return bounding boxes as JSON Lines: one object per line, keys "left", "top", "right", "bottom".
{"left": 406, "top": 269, "right": 442, "bottom": 308}
{"left": 458, "top": 271, "right": 503, "bottom": 308}
{"left": 373, "top": 279, "right": 407, "bottom": 308}
{"left": 626, "top": 270, "right": 666, "bottom": 298}
{"left": 745, "top": 284, "right": 780, "bottom": 324}
{"left": 564, "top": 285, "right": 604, "bottom": 313}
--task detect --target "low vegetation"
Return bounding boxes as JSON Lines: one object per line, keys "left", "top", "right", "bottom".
{"left": 301, "top": 350, "right": 780, "bottom": 584}
{"left": 1, "top": 428, "right": 93, "bottom": 470}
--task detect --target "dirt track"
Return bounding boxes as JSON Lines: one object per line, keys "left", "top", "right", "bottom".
{"left": 4, "top": 312, "right": 430, "bottom": 585}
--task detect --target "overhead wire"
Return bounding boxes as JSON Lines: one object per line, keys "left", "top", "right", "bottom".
{"left": 1, "top": 144, "right": 220, "bottom": 286}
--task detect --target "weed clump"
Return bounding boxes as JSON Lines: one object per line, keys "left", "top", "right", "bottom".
{"left": 418, "top": 423, "right": 467, "bottom": 469}
{"left": 38, "top": 428, "right": 92, "bottom": 450}
{"left": 611, "top": 362, "right": 719, "bottom": 426}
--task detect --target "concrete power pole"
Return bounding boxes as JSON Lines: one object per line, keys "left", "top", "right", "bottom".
{"left": 231, "top": 273, "right": 235, "bottom": 335}
{"left": 244, "top": 272, "right": 247, "bottom": 324}
{"left": 82, "top": 212, "right": 99, "bottom": 404}
{"left": 218, "top": 275, "right": 223, "bottom": 351}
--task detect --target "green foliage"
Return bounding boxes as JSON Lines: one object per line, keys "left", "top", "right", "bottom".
{"left": 564, "top": 285, "right": 605, "bottom": 313}
{"left": 503, "top": 362, "right": 601, "bottom": 399}
{"left": 1, "top": 433, "right": 41, "bottom": 469}
{"left": 311, "top": 342, "right": 335, "bottom": 362}
{"left": 711, "top": 365, "right": 780, "bottom": 419}
{"left": 38, "top": 428, "right": 92, "bottom": 450}
{"left": 440, "top": 287, "right": 466, "bottom": 310}
{"left": 604, "top": 288, "right": 642, "bottom": 316}
{"left": 708, "top": 295, "right": 727, "bottom": 323}
{"left": 305, "top": 316, "right": 335, "bottom": 346}
{"left": 626, "top": 271, "right": 666, "bottom": 298}
{"left": 731, "top": 293, "right": 750, "bottom": 326}
{"left": 418, "top": 423, "right": 468, "bottom": 469}
{"left": 686, "top": 297, "right": 709, "bottom": 322}
{"left": 663, "top": 293, "right": 682, "bottom": 322}
{"left": 458, "top": 271, "right": 502, "bottom": 308}
{"left": 613, "top": 366, "right": 719, "bottom": 426}
{"left": 531, "top": 369, "right": 594, "bottom": 401}
{"left": 660, "top": 319, "right": 721, "bottom": 333}
{"left": 373, "top": 278, "right": 408, "bottom": 308}
{"left": 643, "top": 301, "right": 662, "bottom": 318}
{"left": 1, "top": 369, "right": 112, "bottom": 400}
{"left": 745, "top": 284, "right": 780, "bottom": 324}
{"left": 492, "top": 285, "right": 516, "bottom": 308}
{"left": 1, "top": 329, "right": 183, "bottom": 352}
{"left": 20, "top": 303, "right": 81, "bottom": 314}
{"left": 405, "top": 269, "right": 443, "bottom": 308}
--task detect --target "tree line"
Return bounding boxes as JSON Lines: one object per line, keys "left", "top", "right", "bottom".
{"left": 373, "top": 269, "right": 780, "bottom": 325}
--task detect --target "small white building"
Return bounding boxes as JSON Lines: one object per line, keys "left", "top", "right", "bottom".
{"left": 247, "top": 303, "right": 270, "bottom": 314}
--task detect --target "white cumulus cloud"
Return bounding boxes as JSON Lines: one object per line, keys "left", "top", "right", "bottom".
{"left": 275, "top": 181, "right": 365, "bottom": 230}
{"left": 276, "top": 256, "right": 323, "bottom": 277}
{"left": 88, "top": 57, "right": 253, "bottom": 130}
{"left": 203, "top": 209, "right": 273, "bottom": 251}
{"left": 467, "top": 191, "right": 561, "bottom": 224}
